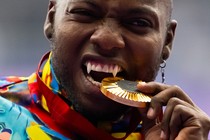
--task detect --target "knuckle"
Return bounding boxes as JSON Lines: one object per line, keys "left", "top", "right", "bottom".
{"left": 167, "top": 97, "right": 180, "bottom": 105}
{"left": 173, "top": 104, "right": 185, "bottom": 114}
{"left": 151, "top": 96, "right": 163, "bottom": 106}
{"left": 171, "top": 85, "right": 182, "bottom": 93}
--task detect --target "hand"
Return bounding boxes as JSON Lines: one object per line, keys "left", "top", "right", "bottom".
{"left": 137, "top": 82, "right": 210, "bottom": 140}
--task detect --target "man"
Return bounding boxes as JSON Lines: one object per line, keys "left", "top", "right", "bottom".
{"left": 0, "top": 0, "right": 209, "bottom": 139}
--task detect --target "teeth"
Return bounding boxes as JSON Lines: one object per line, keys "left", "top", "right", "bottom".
{"left": 87, "top": 62, "right": 91, "bottom": 74}
{"left": 113, "top": 65, "right": 119, "bottom": 77}
{"left": 95, "top": 65, "right": 102, "bottom": 71}
{"left": 103, "top": 65, "right": 109, "bottom": 73}
{"left": 87, "top": 75, "right": 101, "bottom": 87}
{"left": 85, "top": 61, "right": 122, "bottom": 77}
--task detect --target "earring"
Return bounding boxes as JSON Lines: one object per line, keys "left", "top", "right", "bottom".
{"left": 160, "top": 60, "right": 166, "bottom": 83}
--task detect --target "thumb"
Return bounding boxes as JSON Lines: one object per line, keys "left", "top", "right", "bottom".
{"left": 138, "top": 107, "right": 156, "bottom": 135}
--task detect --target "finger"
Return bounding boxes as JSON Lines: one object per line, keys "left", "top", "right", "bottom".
{"left": 137, "top": 82, "right": 194, "bottom": 106}
{"left": 169, "top": 104, "right": 200, "bottom": 140}
{"left": 160, "top": 98, "right": 193, "bottom": 140}
{"left": 141, "top": 82, "right": 194, "bottom": 105}
{"left": 137, "top": 81, "right": 170, "bottom": 95}
{"left": 138, "top": 107, "right": 157, "bottom": 135}
{"left": 148, "top": 85, "right": 195, "bottom": 119}
{"left": 137, "top": 82, "right": 166, "bottom": 119}
{"left": 168, "top": 104, "right": 188, "bottom": 140}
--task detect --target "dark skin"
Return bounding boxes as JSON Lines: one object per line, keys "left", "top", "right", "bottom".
{"left": 44, "top": 0, "right": 210, "bottom": 139}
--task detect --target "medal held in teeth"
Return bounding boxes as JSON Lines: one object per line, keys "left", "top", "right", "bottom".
{"left": 100, "top": 77, "right": 151, "bottom": 108}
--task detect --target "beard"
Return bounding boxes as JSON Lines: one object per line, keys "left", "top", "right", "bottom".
{"left": 63, "top": 83, "right": 130, "bottom": 123}
{"left": 51, "top": 54, "right": 130, "bottom": 123}
{"left": 50, "top": 38, "right": 161, "bottom": 123}
{"left": 51, "top": 62, "right": 160, "bottom": 124}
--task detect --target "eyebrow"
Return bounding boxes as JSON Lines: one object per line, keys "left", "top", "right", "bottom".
{"left": 127, "top": 6, "right": 158, "bottom": 17}
{"left": 70, "top": 0, "right": 95, "bottom": 4}
{"left": 126, "top": 6, "right": 159, "bottom": 22}
{"left": 69, "top": 0, "right": 159, "bottom": 20}
{"left": 69, "top": 0, "right": 99, "bottom": 9}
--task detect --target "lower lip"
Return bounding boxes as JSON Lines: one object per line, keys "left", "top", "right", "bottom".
{"left": 86, "top": 75, "right": 102, "bottom": 87}
{"left": 81, "top": 72, "right": 104, "bottom": 97}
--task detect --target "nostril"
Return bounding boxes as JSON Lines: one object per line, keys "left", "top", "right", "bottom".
{"left": 90, "top": 26, "right": 125, "bottom": 51}
{"left": 92, "top": 44, "right": 118, "bottom": 57}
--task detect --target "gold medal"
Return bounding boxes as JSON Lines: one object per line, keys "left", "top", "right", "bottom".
{"left": 100, "top": 77, "right": 151, "bottom": 108}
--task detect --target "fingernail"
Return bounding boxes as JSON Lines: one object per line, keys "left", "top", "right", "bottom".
{"left": 147, "top": 107, "right": 154, "bottom": 118}
{"left": 160, "top": 131, "right": 167, "bottom": 140}
{"left": 138, "top": 81, "right": 146, "bottom": 85}
{"left": 137, "top": 82, "right": 146, "bottom": 89}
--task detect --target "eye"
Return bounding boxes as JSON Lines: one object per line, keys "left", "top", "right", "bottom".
{"left": 122, "top": 18, "right": 153, "bottom": 34}
{"left": 69, "top": 8, "right": 95, "bottom": 17}
{"left": 126, "top": 18, "right": 152, "bottom": 27}
{"left": 66, "top": 7, "right": 99, "bottom": 23}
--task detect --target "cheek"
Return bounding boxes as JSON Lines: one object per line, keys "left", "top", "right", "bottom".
{"left": 130, "top": 37, "right": 162, "bottom": 65}
{"left": 52, "top": 26, "right": 82, "bottom": 63}
{"left": 51, "top": 23, "right": 95, "bottom": 81}
{"left": 126, "top": 35, "right": 163, "bottom": 80}
{"left": 51, "top": 26, "right": 81, "bottom": 82}
{"left": 53, "top": 23, "right": 95, "bottom": 57}
{"left": 54, "top": 25, "right": 80, "bottom": 49}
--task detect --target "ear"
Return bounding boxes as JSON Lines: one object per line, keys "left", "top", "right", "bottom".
{"left": 44, "top": 0, "right": 56, "bottom": 41}
{"left": 162, "top": 20, "right": 177, "bottom": 60}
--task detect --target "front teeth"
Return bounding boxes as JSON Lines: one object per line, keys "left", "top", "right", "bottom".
{"left": 85, "top": 61, "right": 122, "bottom": 77}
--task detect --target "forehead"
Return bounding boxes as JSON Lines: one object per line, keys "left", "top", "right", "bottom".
{"left": 60, "top": 0, "right": 168, "bottom": 9}
{"left": 67, "top": 0, "right": 157, "bottom": 3}
{"left": 57, "top": 0, "right": 170, "bottom": 21}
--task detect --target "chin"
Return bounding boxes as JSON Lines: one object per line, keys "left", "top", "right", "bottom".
{"left": 64, "top": 87, "right": 130, "bottom": 122}
{"left": 74, "top": 101, "right": 131, "bottom": 122}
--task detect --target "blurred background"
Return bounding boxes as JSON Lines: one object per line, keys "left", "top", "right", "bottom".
{"left": 0, "top": 0, "right": 210, "bottom": 126}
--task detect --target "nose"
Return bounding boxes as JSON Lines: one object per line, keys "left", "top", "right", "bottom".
{"left": 90, "top": 19, "right": 125, "bottom": 52}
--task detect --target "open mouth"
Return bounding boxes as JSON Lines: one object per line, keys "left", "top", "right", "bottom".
{"left": 83, "top": 61, "right": 125, "bottom": 87}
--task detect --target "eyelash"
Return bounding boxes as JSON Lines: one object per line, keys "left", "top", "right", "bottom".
{"left": 67, "top": 8, "right": 97, "bottom": 18}
{"left": 125, "top": 18, "right": 152, "bottom": 28}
